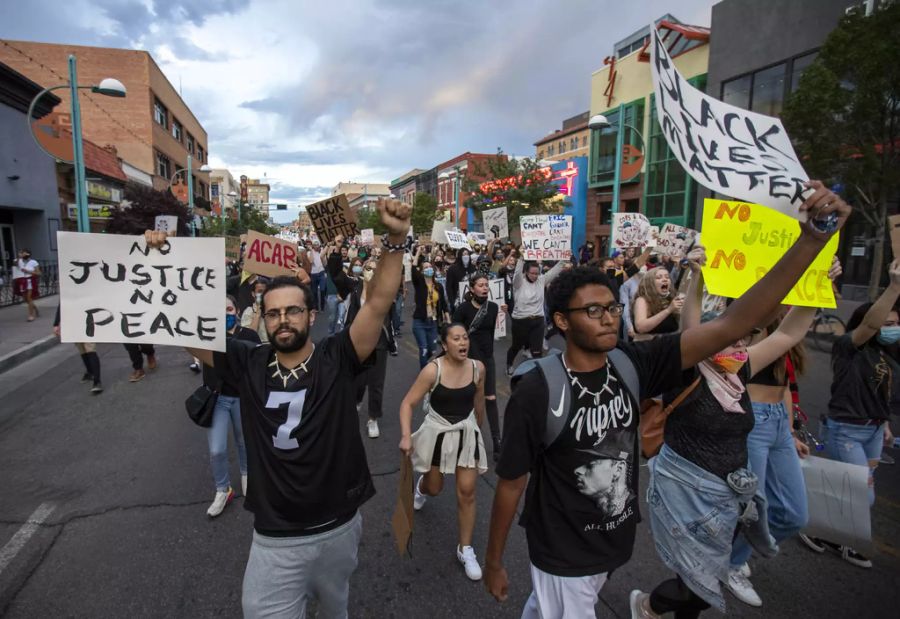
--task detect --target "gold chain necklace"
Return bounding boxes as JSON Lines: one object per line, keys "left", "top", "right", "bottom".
{"left": 269, "top": 345, "right": 316, "bottom": 388}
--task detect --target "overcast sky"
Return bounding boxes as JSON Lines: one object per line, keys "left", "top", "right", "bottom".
{"left": 2, "top": 0, "right": 714, "bottom": 223}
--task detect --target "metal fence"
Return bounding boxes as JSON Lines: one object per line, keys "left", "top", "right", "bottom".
{"left": 0, "top": 261, "right": 59, "bottom": 308}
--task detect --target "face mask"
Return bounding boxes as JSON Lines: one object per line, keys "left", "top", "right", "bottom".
{"left": 352, "top": 265, "right": 363, "bottom": 275}
{"left": 473, "top": 292, "right": 488, "bottom": 303}
{"left": 423, "top": 268, "right": 435, "bottom": 278}
{"left": 363, "top": 269, "right": 375, "bottom": 282}
{"left": 225, "top": 314, "right": 238, "bottom": 330}
{"left": 358, "top": 251, "right": 368, "bottom": 259}
{"left": 461, "top": 255, "right": 470, "bottom": 266}
{"left": 494, "top": 254, "right": 503, "bottom": 261}
{"left": 877, "top": 326, "right": 900, "bottom": 345}
{"left": 711, "top": 351, "right": 748, "bottom": 374}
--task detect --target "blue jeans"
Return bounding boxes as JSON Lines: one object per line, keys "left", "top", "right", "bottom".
{"left": 730, "top": 401, "right": 808, "bottom": 568}
{"left": 822, "top": 417, "right": 886, "bottom": 506}
{"left": 207, "top": 394, "right": 247, "bottom": 492}
{"left": 412, "top": 318, "right": 438, "bottom": 368}
{"left": 310, "top": 271, "right": 326, "bottom": 309}
{"left": 326, "top": 294, "right": 346, "bottom": 335}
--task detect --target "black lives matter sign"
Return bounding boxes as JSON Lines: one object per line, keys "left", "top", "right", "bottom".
{"left": 650, "top": 25, "right": 811, "bottom": 219}
{"left": 306, "top": 194, "right": 359, "bottom": 244}
{"left": 57, "top": 232, "right": 226, "bottom": 351}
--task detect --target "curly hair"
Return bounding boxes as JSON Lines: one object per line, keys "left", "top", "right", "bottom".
{"left": 547, "top": 266, "right": 615, "bottom": 317}
{"left": 634, "top": 267, "right": 672, "bottom": 318}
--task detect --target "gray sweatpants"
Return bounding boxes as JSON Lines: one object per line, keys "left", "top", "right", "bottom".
{"left": 242, "top": 512, "right": 363, "bottom": 619}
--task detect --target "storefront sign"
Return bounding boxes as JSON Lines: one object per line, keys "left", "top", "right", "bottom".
{"left": 86, "top": 181, "right": 121, "bottom": 203}
{"left": 66, "top": 203, "right": 115, "bottom": 220}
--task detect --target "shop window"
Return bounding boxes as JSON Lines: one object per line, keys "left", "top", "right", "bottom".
{"left": 722, "top": 75, "right": 751, "bottom": 110}
{"left": 589, "top": 98, "right": 645, "bottom": 187}
{"left": 751, "top": 62, "right": 786, "bottom": 116}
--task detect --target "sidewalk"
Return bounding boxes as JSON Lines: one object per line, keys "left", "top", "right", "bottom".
{"left": 0, "top": 295, "right": 60, "bottom": 374}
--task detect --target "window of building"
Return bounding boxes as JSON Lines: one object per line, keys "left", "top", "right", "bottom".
{"left": 751, "top": 62, "right": 786, "bottom": 116}
{"left": 211, "top": 183, "right": 219, "bottom": 198}
{"left": 582, "top": 135, "right": 588, "bottom": 148}
{"left": 199, "top": 181, "right": 208, "bottom": 199}
{"left": 538, "top": 149, "right": 544, "bottom": 159}
{"left": 186, "top": 134, "right": 195, "bottom": 155}
{"left": 589, "top": 98, "right": 645, "bottom": 187}
{"left": 722, "top": 74, "right": 751, "bottom": 109}
{"left": 571, "top": 137, "right": 578, "bottom": 151}
{"left": 790, "top": 51, "right": 818, "bottom": 92}
{"left": 153, "top": 98, "right": 168, "bottom": 129}
{"left": 547, "top": 144, "right": 555, "bottom": 156}
{"left": 156, "top": 151, "right": 171, "bottom": 178}
{"left": 197, "top": 145, "right": 205, "bottom": 163}
{"left": 559, "top": 141, "right": 566, "bottom": 153}
{"left": 171, "top": 119, "right": 182, "bottom": 142}
{"left": 721, "top": 51, "right": 817, "bottom": 116}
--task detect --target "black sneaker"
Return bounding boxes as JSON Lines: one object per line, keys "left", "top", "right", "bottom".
{"left": 91, "top": 382, "right": 103, "bottom": 394}
{"left": 841, "top": 546, "right": 873, "bottom": 568}
{"left": 81, "top": 373, "right": 93, "bottom": 383}
{"left": 188, "top": 362, "right": 201, "bottom": 374}
{"left": 798, "top": 534, "right": 826, "bottom": 553}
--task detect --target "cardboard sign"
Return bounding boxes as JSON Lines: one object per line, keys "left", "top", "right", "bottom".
{"left": 57, "top": 232, "right": 225, "bottom": 351}
{"left": 391, "top": 456, "right": 415, "bottom": 557}
{"left": 889, "top": 214, "right": 900, "bottom": 259}
{"left": 431, "top": 220, "right": 451, "bottom": 243}
{"left": 445, "top": 229, "right": 469, "bottom": 249}
{"left": 243, "top": 230, "right": 299, "bottom": 278}
{"left": 360, "top": 228, "right": 375, "bottom": 246}
{"left": 467, "top": 232, "right": 486, "bottom": 247}
{"left": 225, "top": 236, "right": 242, "bottom": 262}
{"left": 611, "top": 213, "right": 652, "bottom": 249}
{"left": 801, "top": 456, "right": 873, "bottom": 556}
{"left": 650, "top": 26, "right": 810, "bottom": 219}
{"left": 458, "top": 278, "right": 507, "bottom": 338}
{"left": 306, "top": 194, "right": 358, "bottom": 243}
{"left": 483, "top": 207, "right": 509, "bottom": 240}
{"left": 700, "top": 199, "right": 839, "bottom": 308}
{"left": 656, "top": 223, "right": 699, "bottom": 258}
{"left": 154, "top": 215, "right": 178, "bottom": 236}
{"left": 520, "top": 215, "right": 572, "bottom": 261}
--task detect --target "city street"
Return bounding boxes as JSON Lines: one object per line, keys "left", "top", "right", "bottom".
{"left": 0, "top": 300, "right": 898, "bottom": 618}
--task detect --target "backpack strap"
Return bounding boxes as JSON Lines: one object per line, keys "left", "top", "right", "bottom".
{"left": 471, "top": 359, "right": 479, "bottom": 384}
{"left": 431, "top": 358, "right": 442, "bottom": 393}
{"left": 607, "top": 348, "right": 640, "bottom": 404}
{"left": 511, "top": 350, "right": 570, "bottom": 449}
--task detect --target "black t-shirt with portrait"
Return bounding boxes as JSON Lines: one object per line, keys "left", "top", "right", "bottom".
{"left": 214, "top": 330, "right": 374, "bottom": 536}
{"left": 496, "top": 335, "right": 684, "bottom": 577}
{"left": 452, "top": 300, "right": 499, "bottom": 362}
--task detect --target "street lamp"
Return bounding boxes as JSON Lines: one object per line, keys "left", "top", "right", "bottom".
{"left": 589, "top": 109, "right": 645, "bottom": 218}
{"left": 26, "top": 56, "right": 126, "bottom": 233}
{"left": 226, "top": 190, "right": 238, "bottom": 219}
{"left": 169, "top": 157, "right": 212, "bottom": 236}
{"left": 439, "top": 168, "right": 462, "bottom": 229}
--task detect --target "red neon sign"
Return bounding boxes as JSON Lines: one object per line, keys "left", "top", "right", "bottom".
{"left": 552, "top": 161, "right": 579, "bottom": 196}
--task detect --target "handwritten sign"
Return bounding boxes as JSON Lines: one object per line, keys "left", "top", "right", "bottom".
{"left": 225, "top": 236, "right": 241, "bottom": 262}
{"left": 650, "top": 25, "right": 810, "bottom": 219}
{"left": 611, "top": 213, "right": 652, "bottom": 249}
{"left": 483, "top": 207, "right": 509, "bottom": 240}
{"left": 656, "top": 223, "right": 699, "bottom": 258}
{"left": 445, "top": 229, "right": 469, "bottom": 249}
{"left": 801, "top": 456, "right": 873, "bottom": 556}
{"left": 154, "top": 215, "right": 178, "bottom": 236}
{"left": 243, "top": 230, "right": 299, "bottom": 278}
{"left": 360, "top": 228, "right": 375, "bottom": 246}
{"left": 57, "top": 232, "right": 225, "bottom": 351}
{"left": 467, "top": 231, "right": 486, "bottom": 247}
{"left": 458, "top": 278, "right": 507, "bottom": 339}
{"left": 306, "top": 194, "right": 358, "bottom": 243}
{"left": 431, "top": 220, "right": 451, "bottom": 244}
{"left": 700, "top": 199, "right": 838, "bottom": 308}
{"left": 520, "top": 215, "right": 572, "bottom": 261}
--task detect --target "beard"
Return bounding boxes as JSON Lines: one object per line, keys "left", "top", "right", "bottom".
{"left": 268, "top": 323, "right": 309, "bottom": 352}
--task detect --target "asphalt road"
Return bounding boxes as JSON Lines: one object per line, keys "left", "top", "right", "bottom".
{"left": 0, "top": 301, "right": 898, "bottom": 618}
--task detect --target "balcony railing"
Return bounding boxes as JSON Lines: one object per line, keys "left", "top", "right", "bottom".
{"left": 0, "top": 261, "right": 59, "bottom": 308}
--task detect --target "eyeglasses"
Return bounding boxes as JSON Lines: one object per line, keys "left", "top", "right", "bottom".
{"left": 263, "top": 306, "right": 308, "bottom": 323}
{"left": 563, "top": 303, "right": 625, "bottom": 319}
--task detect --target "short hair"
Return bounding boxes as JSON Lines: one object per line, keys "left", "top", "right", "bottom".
{"left": 546, "top": 266, "right": 615, "bottom": 317}
{"left": 524, "top": 260, "right": 540, "bottom": 273}
{"left": 469, "top": 273, "right": 489, "bottom": 287}
{"left": 261, "top": 276, "right": 314, "bottom": 312}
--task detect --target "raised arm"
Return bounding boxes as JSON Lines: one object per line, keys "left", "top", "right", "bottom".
{"left": 633, "top": 296, "right": 676, "bottom": 334}
{"left": 349, "top": 199, "right": 412, "bottom": 362}
{"left": 747, "top": 306, "right": 817, "bottom": 376}
{"left": 679, "top": 246, "right": 706, "bottom": 330}
{"left": 512, "top": 257, "right": 525, "bottom": 290}
{"left": 679, "top": 180, "right": 850, "bottom": 369}
{"left": 850, "top": 260, "right": 900, "bottom": 347}
{"left": 542, "top": 258, "right": 567, "bottom": 287}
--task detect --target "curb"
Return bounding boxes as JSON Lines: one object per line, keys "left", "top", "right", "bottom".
{"left": 0, "top": 335, "right": 60, "bottom": 376}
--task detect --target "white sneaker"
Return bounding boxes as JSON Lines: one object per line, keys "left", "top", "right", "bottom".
{"left": 738, "top": 562, "right": 751, "bottom": 578}
{"left": 367, "top": 419, "right": 380, "bottom": 438}
{"left": 413, "top": 475, "right": 427, "bottom": 511}
{"left": 629, "top": 590, "right": 660, "bottom": 619}
{"left": 456, "top": 545, "right": 482, "bottom": 581}
{"left": 241, "top": 475, "right": 248, "bottom": 496}
{"left": 206, "top": 488, "right": 234, "bottom": 518}
{"left": 726, "top": 569, "right": 762, "bottom": 607}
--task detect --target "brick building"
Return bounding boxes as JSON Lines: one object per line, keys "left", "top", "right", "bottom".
{"left": 0, "top": 39, "right": 210, "bottom": 201}
{"left": 246, "top": 179, "right": 270, "bottom": 214}
{"left": 534, "top": 112, "right": 590, "bottom": 162}
{"left": 56, "top": 139, "right": 127, "bottom": 233}
{"left": 436, "top": 152, "right": 506, "bottom": 231}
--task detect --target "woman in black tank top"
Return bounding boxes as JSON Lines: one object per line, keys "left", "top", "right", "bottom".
{"left": 399, "top": 323, "right": 487, "bottom": 581}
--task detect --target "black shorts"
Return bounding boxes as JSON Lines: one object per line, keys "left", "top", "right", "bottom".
{"left": 431, "top": 430, "right": 481, "bottom": 467}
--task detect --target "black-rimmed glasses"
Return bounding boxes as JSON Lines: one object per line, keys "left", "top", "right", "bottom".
{"left": 263, "top": 306, "right": 308, "bottom": 324}
{"left": 563, "top": 303, "right": 625, "bottom": 319}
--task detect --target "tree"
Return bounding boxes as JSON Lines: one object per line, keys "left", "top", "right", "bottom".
{"left": 201, "top": 203, "right": 278, "bottom": 237}
{"left": 411, "top": 192, "right": 438, "bottom": 237}
{"left": 355, "top": 207, "right": 387, "bottom": 236}
{"left": 462, "top": 150, "right": 566, "bottom": 224}
{"left": 781, "top": 3, "right": 900, "bottom": 299}
{"left": 107, "top": 182, "right": 192, "bottom": 236}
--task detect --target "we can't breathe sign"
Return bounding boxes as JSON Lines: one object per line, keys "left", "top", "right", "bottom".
{"left": 57, "top": 232, "right": 226, "bottom": 351}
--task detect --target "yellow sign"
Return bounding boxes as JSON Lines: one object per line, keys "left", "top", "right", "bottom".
{"left": 700, "top": 199, "right": 839, "bottom": 309}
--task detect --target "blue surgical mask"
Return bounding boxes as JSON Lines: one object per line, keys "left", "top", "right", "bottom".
{"left": 225, "top": 314, "right": 237, "bottom": 330}
{"left": 352, "top": 265, "right": 363, "bottom": 275}
{"left": 877, "top": 326, "right": 900, "bottom": 345}
{"left": 462, "top": 255, "right": 470, "bottom": 266}
{"left": 423, "top": 268, "right": 435, "bottom": 278}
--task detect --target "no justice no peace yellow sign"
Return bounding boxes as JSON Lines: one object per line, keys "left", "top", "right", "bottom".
{"left": 701, "top": 199, "right": 839, "bottom": 309}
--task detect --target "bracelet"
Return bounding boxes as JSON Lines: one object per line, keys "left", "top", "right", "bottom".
{"left": 380, "top": 234, "right": 414, "bottom": 253}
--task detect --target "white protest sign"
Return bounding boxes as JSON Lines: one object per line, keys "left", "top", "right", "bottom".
{"left": 647, "top": 226, "right": 660, "bottom": 248}
{"left": 57, "top": 232, "right": 226, "bottom": 351}
{"left": 650, "top": 25, "right": 810, "bottom": 219}
{"left": 445, "top": 229, "right": 469, "bottom": 249}
{"left": 467, "top": 231, "right": 486, "bottom": 246}
{"left": 801, "top": 456, "right": 873, "bottom": 556}
{"left": 611, "top": 212, "right": 652, "bottom": 249}
{"left": 520, "top": 215, "right": 572, "bottom": 261}
{"left": 360, "top": 228, "right": 374, "bottom": 245}
{"left": 656, "top": 223, "right": 699, "bottom": 258}
{"left": 483, "top": 207, "right": 509, "bottom": 240}
{"left": 457, "top": 278, "right": 507, "bottom": 338}
{"left": 154, "top": 215, "right": 178, "bottom": 236}
{"left": 431, "top": 220, "right": 451, "bottom": 243}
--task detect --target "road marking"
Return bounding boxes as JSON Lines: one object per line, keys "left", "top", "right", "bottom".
{"left": 0, "top": 502, "right": 56, "bottom": 576}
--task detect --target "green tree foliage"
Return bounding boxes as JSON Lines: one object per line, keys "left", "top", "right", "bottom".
{"left": 411, "top": 192, "right": 438, "bottom": 236}
{"left": 106, "top": 182, "right": 192, "bottom": 236}
{"left": 781, "top": 3, "right": 900, "bottom": 299}
{"left": 201, "top": 203, "right": 278, "bottom": 237}
{"left": 462, "top": 150, "right": 566, "bottom": 223}
{"left": 355, "top": 206, "right": 387, "bottom": 236}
